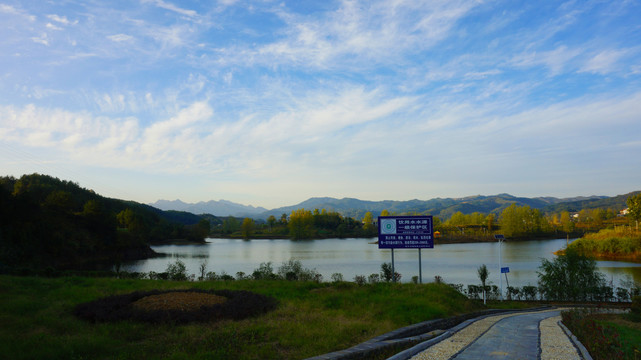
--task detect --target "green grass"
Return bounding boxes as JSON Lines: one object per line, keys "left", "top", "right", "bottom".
{"left": 597, "top": 315, "right": 641, "bottom": 359}
{"left": 0, "top": 276, "right": 482, "bottom": 360}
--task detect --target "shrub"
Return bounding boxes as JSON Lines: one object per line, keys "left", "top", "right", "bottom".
{"left": 166, "top": 260, "right": 188, "bottom": 281}
{"left": 467, "top": 285, "right": 480, "bottom": 299}
{"left": 381, "top": 263, "right": 394, "bottom": 282}
{"left": 353, "top": 275, "right": 366, "bottom": 286}
{"left": 615, "top": 287, "right": 629, "bottom": 302}
{"left": 252, "top": 262, "right": 277, "bottom": 280}
{"left": 521, "top": 285, "right": 537, "bottom": 301}
{"left": 368, "top": 273, "right": 380, "bottom": 284}
{"left": 277, "top": 259, "right": 319, "bottom": 281}
{"left": 205, "top": 271, "right": 219, "bottom": 281}
{"left": 331, "top": 273, "right": 344, "bottom": 282}
{"left": 507, "top": 286, "right": 520, "bottom": 300}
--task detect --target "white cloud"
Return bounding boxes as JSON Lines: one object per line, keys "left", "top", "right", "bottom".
{"left": 31, "top": 33, "right": 49, "bottom": 46}
{"left": 510, "top": 45, "right": 582, "bottom": 75}
{"left": 579, "top": 49, "right": 627, "bottom": 74}
{"left": 46, "top": 23, "right": 63, "bottom": 31}
{"left": 241, "top": 0, "right": 482, "bottom": 69}
{"left": 0, "top": 4, "right": 35, "bottom": 21}
{"left": 46, "top": 14, "right": 73, "bottom": 25}
{"left": 107, "top": 33, "right": 134, "bottom": 42}
{"left": 142, "top": 0, "right": 199, "bottom": 18}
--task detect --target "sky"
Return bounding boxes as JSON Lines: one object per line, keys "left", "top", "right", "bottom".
{"left": 1, "top": 0, "right": 640, "bottom": 209}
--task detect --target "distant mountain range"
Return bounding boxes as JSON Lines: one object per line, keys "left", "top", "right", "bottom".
{"left": 150, "top": 199, "right": 267, "bottom": 217}
{"left": 151, "top": 191, "right": 638, "bottom": 220}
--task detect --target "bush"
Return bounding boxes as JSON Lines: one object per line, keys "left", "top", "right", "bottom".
{"left": 381, "top": 263, "right": 393, "bottom": 282}
{"left": 615, "top": 287, "right": 630, "bottom": 302}
{"left": 521, "top": 285, "right": 537, "bottom": 301}
{"left": 353, "top": 275, "right": 366, "bottom": 286}
{"left": 252, "top": 262, "right": 277, "bottom": 280}
{"left": 467, "top": 285, "right": 480, "bottom": 299}
{"left": 166, "top": 260, "right": 188, "bottom": 281}
{"left": 277, "top": 259, "right": 319, "bottom": 281}
{"left": 331, "top": 273, "right": 344, "bottom": 282}
{"left": 507, "top": 286, "right": 520, "bottom": 300}
{"left": 368, "top": 273, "right": 380, "bottom": 284}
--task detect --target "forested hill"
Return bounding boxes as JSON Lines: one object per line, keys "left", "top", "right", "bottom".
{"left": 0, "top": 174, "right": 212, "bottom": 271}
{"left": 260, "top": 194, "right": 618, "bottom": 220}
{"left": 541, "top": 192, "right": 639, "bottom": 214}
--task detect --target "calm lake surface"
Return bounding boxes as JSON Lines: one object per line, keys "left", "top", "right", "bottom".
{"left": 122, "top": 238, "right": 641, "bottom": 287}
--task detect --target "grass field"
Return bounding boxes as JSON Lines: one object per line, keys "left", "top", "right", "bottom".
{"left": 0, "top": 275, "right": 484, "bottom": 360}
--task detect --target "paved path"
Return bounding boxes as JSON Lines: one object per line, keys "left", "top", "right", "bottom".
{"left": 409, "top": 309, "right": 584, "bottom": 360}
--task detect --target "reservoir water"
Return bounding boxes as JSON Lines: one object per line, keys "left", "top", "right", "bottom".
{"left": 122, "top": 237, "right": 641, "bottom": 288}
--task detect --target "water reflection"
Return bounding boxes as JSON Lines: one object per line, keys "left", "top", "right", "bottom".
{"left": 122, "top": 238, "right": 641, "bottom": 287}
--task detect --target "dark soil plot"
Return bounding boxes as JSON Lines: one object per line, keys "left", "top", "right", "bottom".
{"left": 73, "top": 289, "right": 278, "bottom": 324}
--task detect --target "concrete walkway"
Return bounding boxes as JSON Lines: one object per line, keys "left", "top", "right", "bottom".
{"left": 403, "top": 309, "right": 589, "bottom": 360}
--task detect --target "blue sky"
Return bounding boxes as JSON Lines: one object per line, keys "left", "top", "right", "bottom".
{"left": 1, "top": 0, "right": 640, "bottom": 209}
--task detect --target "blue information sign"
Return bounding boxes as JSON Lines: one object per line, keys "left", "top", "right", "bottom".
{"left": 378, "top": 216, "right": 433, "bottom": 249}
{"left": 501, "top": 267, "right": 510, "bottom": 273}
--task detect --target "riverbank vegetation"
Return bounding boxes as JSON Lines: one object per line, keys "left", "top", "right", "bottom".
{"left": 567, "top": 228, "right": 641, "bottom": 262}
{"left": 211, "top": 208, "right": 378, "bottom": 239}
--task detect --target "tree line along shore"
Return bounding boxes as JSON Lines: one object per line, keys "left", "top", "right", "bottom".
{"left": 1, "top": 173, "right": 640, "bottom": 273}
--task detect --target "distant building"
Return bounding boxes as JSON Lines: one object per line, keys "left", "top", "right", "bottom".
{"left": 619, "top": 208, "right": 629, "bottom": 217}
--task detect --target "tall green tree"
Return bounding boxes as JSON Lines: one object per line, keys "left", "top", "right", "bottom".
{"left": 288, "top": 209, "right": 314, "bottom": 240}
{"left": 627, "top": 193, "right": 641, "bottom": 228}
{"left": 241, "top": 218, "right": 254, "bottom": 239}
{"left": 362, "top": 212, "right": 375, "bottom": 234}
{"left": 222, "top": 217, "right": 240, "bottom": 234}
{"left": 560, "top": 211, "right": 574, "bottom": 234}
{"left": 266, "top": 215, "right": 277, "bottom": 232}
{"left": 537, "top": 247, "right": 605, "bottom": 301}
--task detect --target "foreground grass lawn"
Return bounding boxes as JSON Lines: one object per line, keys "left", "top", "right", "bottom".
{"left": 597, "top": 314, "right": 641, "bottom": 359}
{"left": 0, "top": 275, "right": 483, "bottom": 360}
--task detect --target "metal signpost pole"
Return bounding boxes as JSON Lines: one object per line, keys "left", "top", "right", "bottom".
{"left": 495, "top": 235, "right": 505, "bottom": 301}
{"left": 418, "top": 249, "right": 422, "bottom": 284}
{"left": 391, "top": 248, "right": 395, "bottom": 283}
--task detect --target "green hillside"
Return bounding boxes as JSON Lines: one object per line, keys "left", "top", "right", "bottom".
{"left": 0, "top": 174, "right": 212, "bottom": 271}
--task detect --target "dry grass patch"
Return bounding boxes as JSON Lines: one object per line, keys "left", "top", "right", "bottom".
{"left": 132, "top": 292, "right": 227, "bottom": 312}
{"left": 73, "top": 289, "right": 278, "bottom": 324}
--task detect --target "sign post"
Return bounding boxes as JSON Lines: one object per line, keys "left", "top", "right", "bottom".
{"left": 501, "top": 266, "right": 510, "bottom": 288}
{"left": 378, "top": 216, "right": 433, "bottom": 283}
{"left": 495, "top": 234, "right": 505, "bottom": 301}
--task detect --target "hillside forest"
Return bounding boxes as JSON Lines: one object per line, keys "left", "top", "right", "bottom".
{"left": 0, "top": 174, "right": 211, "bottom": 271}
